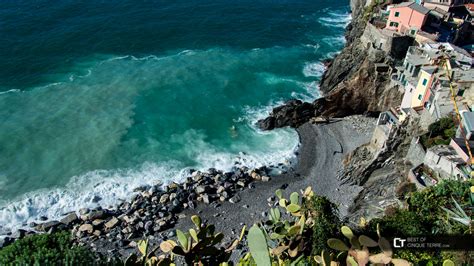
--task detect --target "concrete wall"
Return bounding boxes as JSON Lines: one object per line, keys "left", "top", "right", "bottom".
{"left": 400, "top": 82, "right": 416, "bottom": 108}
{"left": 370, "top": 124, "right": 391, "bottom": 150}
{"left": 360, "top": 23, "right": 413, "bottom": 60}
{"left": 361, "top": 23, "right": 394, "bottom": 55}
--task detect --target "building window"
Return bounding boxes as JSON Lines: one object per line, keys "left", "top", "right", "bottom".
{"left": 410, "top": 29, "right": 416, "bottom": 35}
{"left": 389, "top": 21, "right": 399, "bottom": 27}
{"left": 395, "top": 11, "right": 400, "bottom": 17}
{"left": 418, "top": 94, "right": 422, "bottom": 100}
{"left": 422, "top": 78, "right": 427, "bottom": 86}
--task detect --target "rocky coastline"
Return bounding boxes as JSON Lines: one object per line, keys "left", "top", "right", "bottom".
{"left": 0, "top": 113, "right": 377, "bottom": 259}
{"left": 1, "top": 0, "right": 395, "bottom": 260}
{"left": 0, "top": 163, "right": 281, "bottom": 249}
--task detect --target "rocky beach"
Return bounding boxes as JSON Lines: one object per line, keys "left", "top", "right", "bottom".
{"left": 0, "top": 115, "right": 376, "bottom": 258}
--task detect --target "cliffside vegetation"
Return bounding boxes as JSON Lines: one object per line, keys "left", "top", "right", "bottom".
{"left": 0, "top": 231, "right": 106, "bottom": 265}
{"left": 420, "top": 116, "right": 457, "bottom": 149}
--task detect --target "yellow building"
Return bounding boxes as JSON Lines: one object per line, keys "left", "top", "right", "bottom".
{"left": 411, "top": 66, "right": 437, "bottom": 108}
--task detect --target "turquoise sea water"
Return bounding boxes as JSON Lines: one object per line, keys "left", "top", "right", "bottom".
{"left": 0, "top": 0, "right": 349, "bottom": 232}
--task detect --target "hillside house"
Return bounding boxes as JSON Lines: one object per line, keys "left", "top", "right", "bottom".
{"left": 396, "top": 43, "right": 472, "bottom": 111}
{"left": 386, "top": 2, "right": 430, "bottom": 35}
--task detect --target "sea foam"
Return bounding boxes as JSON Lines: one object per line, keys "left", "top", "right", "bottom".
{"left": 318, "top": 10, "right": 351, "bottom": 28}
{"left": 0, "top": 48, "right": 304, "bottom": 234}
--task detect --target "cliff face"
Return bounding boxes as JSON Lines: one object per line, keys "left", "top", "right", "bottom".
{"left": 257, "top": 0, "right": 404, "bottom": 130}
{"left": 319, "top": 0, "right": 368, "bottom": 94}
{"left": 317, "top": 0, "right": 404, "bottom": 117}
{"left": 255, "top": 0, "right": 413, "bottom": 222}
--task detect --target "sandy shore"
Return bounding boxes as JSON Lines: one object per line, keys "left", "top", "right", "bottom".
{"left": 171, "top": 115, "right": 375, "bottom": 250}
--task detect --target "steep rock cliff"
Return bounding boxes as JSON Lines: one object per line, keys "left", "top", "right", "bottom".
{"left": 257, "top": 0, "right": 404, "bottom": 130}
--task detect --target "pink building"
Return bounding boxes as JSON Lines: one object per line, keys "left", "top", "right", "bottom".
{"left": 386, "top": 2, "right": 430, "bottom": 35}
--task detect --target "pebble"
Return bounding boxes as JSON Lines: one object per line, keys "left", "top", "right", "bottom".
{"left": 229, "top": 195, "right": 241, "bottom": 204}
{"left": 78, "top": 224, "right": 94, "bottom": 234}
{"left": 105, "top": 217, "right": 120, "bottom": 229}
{"left": 159, "top": 194, "right": 170, "bottom": 204}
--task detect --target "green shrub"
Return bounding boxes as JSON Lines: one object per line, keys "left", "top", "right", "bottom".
{"left": 408, "top": 180, "right": 471, "bottom": 234}
{"left": 303, "top": 196, "right": 340, "bottom": 256}
{"left": 366, "top": 180, "right": 473, "bottom": 266}
{"left": 0, "top": 232, "right": 101, "bottom": 265}
{"left": 395, "top": 250, "right": 444, "bottom": 266}
{"left": 422, "top": 116, "right": 456, "bottom": 148}
{"left": 368, "top": 208, "right": 430, "bottom": 236}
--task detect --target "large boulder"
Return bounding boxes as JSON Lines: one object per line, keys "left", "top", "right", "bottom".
{"left": 60, "top": 212, "right": 78, "bottom": 226}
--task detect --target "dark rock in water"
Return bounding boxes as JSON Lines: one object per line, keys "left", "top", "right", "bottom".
{"left": 256, "top": 99, "right": 316, "bottom": 130}
{"left": 11, "top": 229, "right": 27, "bottom": 239}
{"left": 91, "top": 195, "right": 102, "bottom": 203}
{"left": 39, "top": 216, "right": 48, "bottom": 221}
{"left": 172, "top": 199, "right": 180, "bottom": 207}
{"left": 0, "top": 237, "right": 13, "bottom": 248}
{"left": 133, "top": 185, "right": 151, "bottom": 192}
{"left": 79, "top": 208, "right": 90, "bottom": 215}
{"left": 208, "top": 168, "right": 218, "bottom": 175}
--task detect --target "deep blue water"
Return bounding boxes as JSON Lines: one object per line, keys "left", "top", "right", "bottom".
{"left": 0, "top": 0, "right": 349, "bottom": 232}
